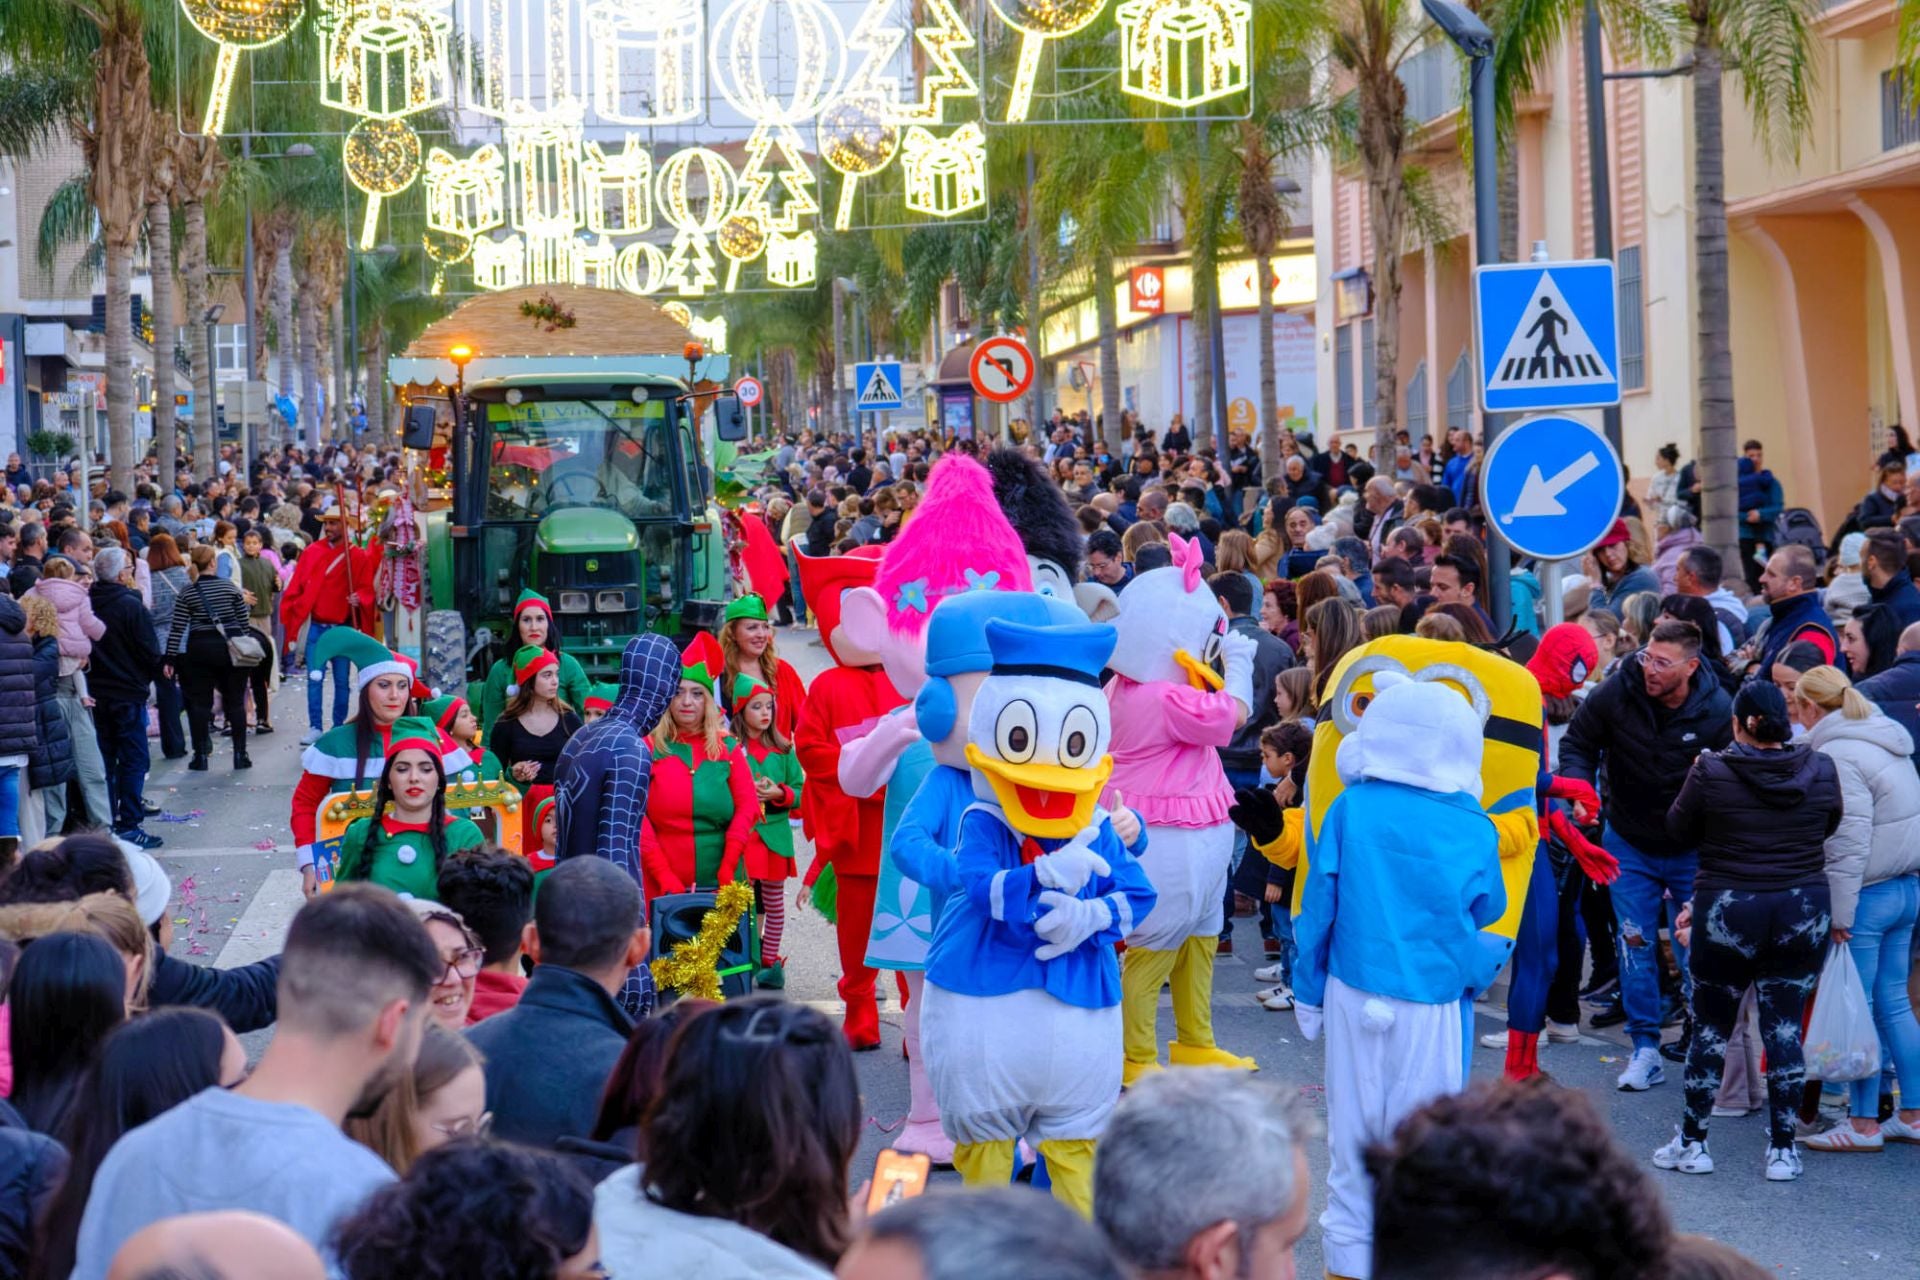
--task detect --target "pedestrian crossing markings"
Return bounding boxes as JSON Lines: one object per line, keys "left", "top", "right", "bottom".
{"left": 1487, "top": 270, "right": 1614, "bottom": 389}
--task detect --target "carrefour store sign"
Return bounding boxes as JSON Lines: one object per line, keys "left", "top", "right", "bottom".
{"left": 1043, "top": 250, "right": 1315, "bottom": 354}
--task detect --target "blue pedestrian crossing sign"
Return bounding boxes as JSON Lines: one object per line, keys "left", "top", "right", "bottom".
{"left": 854, "top": 361, "right": 904, "bottom": 412}
{"left": 1479, "top": 414, "right": 1624, "bottom": 562}
{"left": 1473, "top": 259, "right": 1620, "bottom": 413}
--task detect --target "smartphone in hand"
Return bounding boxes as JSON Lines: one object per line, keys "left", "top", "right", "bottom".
{"left": 866, "top": 1149, "right": 932, "bottom": 1214}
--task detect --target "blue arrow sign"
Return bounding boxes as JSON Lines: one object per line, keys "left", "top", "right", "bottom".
{"left": 1479, "top": 414, "right": 1624, "bottom": 561}
{"left": 853, "top": 361, "right": 904, "bottom": 412}
{"left": 1474, "top": 260, "right": 1620, "bottom": 412}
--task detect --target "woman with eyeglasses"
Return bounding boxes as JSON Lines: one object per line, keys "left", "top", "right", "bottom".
{"left": 596, "top": 995, "right": 858, "bottom": 1278}
{"left": 343, "top": 1024, "right": 488, "bottom": 1175}
{"left": 407, "top": 901, "right": 485, "bottom": 1032}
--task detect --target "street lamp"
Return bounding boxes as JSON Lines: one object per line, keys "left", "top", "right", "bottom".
{"left": 1420, "top": 0, "right": 1512, "bottom": 634}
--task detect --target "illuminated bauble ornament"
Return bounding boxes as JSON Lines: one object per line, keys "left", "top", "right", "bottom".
{"left": 344, "top": 118, "right": 425, "bottom": 250}
{"left": 817, "top": 93, "right": 899, "bottom": 231}
{"left": 421, "top": 228, "right": 473, "bottom": 296}
{"left": 989, "top": 0, "right": 1109, "bottom": 122}
{"left": 716, "top": 211, "right": 767, "bottom": 294}
{"left": 661, "top": 301, "right": 695, "bottom": 328}
{"left": 179, "top": 0, "right": 307, "bottom": 136}
{"left": 709, "top": 0, "right": 846, "bottom": 125}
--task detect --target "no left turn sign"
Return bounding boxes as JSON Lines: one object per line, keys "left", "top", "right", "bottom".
{"left": 735, "top": 375, "right": 763, "bottom": 407}
{"left": 969, "top": 336, "right": 1034, "bottom": 404}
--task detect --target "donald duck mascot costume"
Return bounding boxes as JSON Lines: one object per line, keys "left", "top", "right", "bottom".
{"left": 919, "top": 615, "right": 1156, "bottom": 1218}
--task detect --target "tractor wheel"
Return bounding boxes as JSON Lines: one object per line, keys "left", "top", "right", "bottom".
{"left": 424, "top": 609, "right": 469, "bottom": 700}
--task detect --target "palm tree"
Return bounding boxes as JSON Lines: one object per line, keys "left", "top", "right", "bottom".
{"left": 146, "top": 145, "right": 177, "bottom": 489}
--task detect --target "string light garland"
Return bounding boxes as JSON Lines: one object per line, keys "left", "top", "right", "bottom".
{"left": 344, "top": 117, "right": 425, "bottom": 249}
{"left": 990, "top": 0, "right": 1109, "bottom": 122}
{"left": 586, "top": 0, "right": 704, "bottom": 124}
{"left": 581, "top": 135, "right": 655, "bottom": 235}
{"left": 650, "top": 881, "right": 755, "bottom": 1001}
{"left": 817, "top": 92, "right": 899, "bottom": 231}
{"left": 656, "top": 146, "right": 738, "bottom": 296}
{"left": 900, "top": 122, "right": 986, "bottom": 218}
{"left": 179, "top": 0, "right": 307, "bottom": 136}
{"left": 765, "top": 229, "right": 817, "bottom": 287}
{"left": 709, "top": 0, "right": 846, "bottom": 125}
{"left": 1115, "top": 0, "right": 1249, "bottom": 107}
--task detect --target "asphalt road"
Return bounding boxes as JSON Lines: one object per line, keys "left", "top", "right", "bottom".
{"left": 153, "top": 634, "right": 1917, "bottom": 1277}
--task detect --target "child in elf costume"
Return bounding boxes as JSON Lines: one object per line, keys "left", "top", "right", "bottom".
{"left": 732, "top": 674, "right": 804, "bottom": 989}
{"left": 1102, "top": 532, "right": 1260, "bottom": 1083}
{"left": 332, "top": 716, "right": 488, "bottom": 899}
{"left": 920, "top": 616, "right": 1156, "bottom": 1218}
{"left": 582, "top": 684, "right": 618, "bottom": 722}
{"left": 424, "top": 695, "right": 501, "bottom": 783}
{"left": 638, "top": 634, "right": 760, "bottom": 899}
{"left": 529, "top": 794, "right": 559, "bottom": 876}
{"left": 792, "top": 546, "right": 904, "bottom": 1050}
{"left": 476, "top": 590, "right": 592, "bottom": 743}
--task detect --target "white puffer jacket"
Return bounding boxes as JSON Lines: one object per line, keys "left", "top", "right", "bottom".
{"left": 1808, "top": 708, "right": 1920, "bottom": 929}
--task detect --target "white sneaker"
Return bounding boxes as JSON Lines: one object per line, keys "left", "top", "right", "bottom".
{"left": 300, "top": 727, "right": 321, "bottom": 745}
{"left": 1256, "top": 985, "right": 1294, "bottom": 1011}
{"left": 1616, "top": 1047, "right": 1666, "bottom": 1091}
{"left": 1479, "top": 1030, "right": 1511, "bottom": 1049}
{"left": 1880, "top": 1115, "right": 1920, "bottom": 1145}
{"left": 1710, "top": 1103, "right": 1759, "bottom": 1118}
{"left": 1544, "top": 1020, "right": 1580, "bottom": 1043}
{"left": 1765, "top": 1145, "right": 1803, "bottom": 1181}
{"left": 1652, "top": 1128, "right": 1714, "bottom": 1174}
{"left": 1798, "top": 1125, "right": 1884, "bottom": 1153}
{"left": 1253, "top": 962, "right": 1287, "bottom": 983}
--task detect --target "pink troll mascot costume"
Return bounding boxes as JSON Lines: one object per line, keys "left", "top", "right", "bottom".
{"left": 1104, "top": 531, "right": 1260, "bottom": 1083}
{"left": 836, "top": 454, "right": 1037, "bottom": 1161}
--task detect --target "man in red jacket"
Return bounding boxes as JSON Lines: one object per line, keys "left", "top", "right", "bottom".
{"left": 279, "top": 512, "right": 379, "bottom": 744}
{"left": 793, "top": 548, "right": 904, "bottom": 1050}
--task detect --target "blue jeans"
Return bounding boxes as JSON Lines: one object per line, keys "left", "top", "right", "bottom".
{"left": 1845, "top": 874, "right": 1920, "bottom": 1119}
{"left": 1604, "top": 828, "right": 1697, "bottom": 1050}
{"left": 0, "top": 764, "right": 19, "bottom": 840}
{"left": 93, "top": 697, "right": 151, "bottom": 834}
{"left": 305, "top": 621, "right": 352, "bottom": 731}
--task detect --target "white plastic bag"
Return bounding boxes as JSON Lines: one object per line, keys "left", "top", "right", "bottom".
{"left": 1803, "top": 943, "right": 1881, "bottom": 1082}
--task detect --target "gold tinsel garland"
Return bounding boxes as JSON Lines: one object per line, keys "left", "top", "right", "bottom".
{"left": 650, "top": 881, "right": 755, "bottom": 1002}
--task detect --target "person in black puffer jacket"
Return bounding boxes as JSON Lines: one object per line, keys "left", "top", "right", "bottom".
{"left": 0, "top": 594, "right": 38, "bottom": 855}
{"left": 0, "top": 1100, "right": 65, "bottom": 1280}
{"left": 1655, "top": 680, "right": 1842, "bottom": 1184}
{"left": 16, "top": 595, "right": 72, "bottom": 848}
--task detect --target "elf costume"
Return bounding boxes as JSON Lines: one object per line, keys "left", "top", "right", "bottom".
{"left": 290, "top": 630, "right": 471, "bottom": 881}
{"left": 527, "top": 793, "right": 558, "bottom": 875}
{"left": 637, "top": 636, "right": 760, "bottom": 898}
{"left": 733, "top": 673, "right": 804, "bottom": 988}
{"left": 424, "top": 694, "right": 502, "bottom": 783}
{"left": 717, "top": 593, "right": 807, "bottom": 741}
{"left": 583, "top": 684, "right": 619, "bottom": 716}
{"left": 491, "top": 645, "right": 584, "bottom": 854}
{"left": 333, "top": 717, "right": 487, "bottom": 898}
{"left": 477, "top": 590, "right": 592, "bottom": 741}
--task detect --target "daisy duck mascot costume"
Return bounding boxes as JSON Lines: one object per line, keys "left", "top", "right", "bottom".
{"left": 1103, "top": 531, "right": 1260, "bottom": 1084}
{"left": 919, "top": 614, "right": 1155, "bottom": 1217}
{"left": 1290, "top": 673, "right": 1507, "bottom": 1280}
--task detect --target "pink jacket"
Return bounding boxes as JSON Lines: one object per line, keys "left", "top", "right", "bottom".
{"left": 30, "top": 575, "right": 105, "bottom": 660}
{"left": 1102, "top": 675, "right": 1237, "bottom": 828}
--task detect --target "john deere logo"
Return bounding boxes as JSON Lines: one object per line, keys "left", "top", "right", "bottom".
{"left": 585, "top": 559, "right": 599, "bottom": 573}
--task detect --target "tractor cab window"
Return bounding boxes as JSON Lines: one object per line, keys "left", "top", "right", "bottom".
{"left": 484, "top": 398, "right": 680, "bottom": 522}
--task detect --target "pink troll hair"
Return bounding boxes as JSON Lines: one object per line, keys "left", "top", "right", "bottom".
{"left": 875, "top": 455, "right": 1033, "bottom": 634}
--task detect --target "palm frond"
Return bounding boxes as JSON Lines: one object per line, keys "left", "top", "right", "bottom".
{"left": 36, "top": 173, "right": 96, "bottom": 276}
{"left": 0, "top": 66, "right": 86, "bottom": 154}
{"left": 1713, "top": 0, "right": 1823, "bottom": 160}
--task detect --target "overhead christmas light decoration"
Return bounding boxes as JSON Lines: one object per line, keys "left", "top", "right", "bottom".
{"left": 842, "top": 0, "right": 977, "bottom": 124}
{"left": 657, "top": 146, "right": 738, "bottom": 296}
{"left": 505, "top": 100, "right": 585, "bottom": 233}
{"left": 732, "top": 122, "right": 818, "bottom": 235}
{"left": 710, "top": 0, "right": 846, "bottom": 125}
{"left": 765, "top": 230, "right": 817, "bottom": 287}
{"left": 423, "top": 143, "right": 506, "bottom": 239}
{"left": 320, "top": 0, "right": 455, "bottom": 119}
{"left": 900, "top": 123, "right": 986, "bottom": 218}
{"left": 573, "top": 235, "right": 620, "bottom": 289}
{"left": 586, "top": 0, "right": 704, "bottom": 123}
{"left": 460, "top": 0, "right": 582, "bottom": 117}
{"left": 684, "top": 312, "right": 729, "bottom": 353}
{"left": 581, "top": 135, "right": 655, "bottom": 235}
{"left": 345, "top": 118, "right": 425, "bottom": 249}
{"left": 1115, "top": 0, "right": 1249, "bottom": 107}
{"left": 817, "top": 92, "right": 899, "bottom": 231}
{"left": 990, "top": 0, "right": 1109, "bottom": 122}
{"left": 178, "top": 0, "right": 306, "bottom": 136}
{"left": 422, "top": 228, "right": 474, "bottom": 296}
{"left": 716, "top": 211, "right": 768, "bottom": 293}
{"left": 615, "top": 241, "right": 669, "bottom": 294}
{"left": 472, "top": 232, "right": 528, "bottom": 290}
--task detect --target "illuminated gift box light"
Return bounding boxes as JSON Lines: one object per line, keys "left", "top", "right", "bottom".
{"left": 1114, "top": 0, "right": 1250, "bottom": 108}
{"left": 587, "top": 0, "right": 703, "bottom": 124}
{"left": 581, "top": 136, "right": 654, "bottom": 235}
{"left": 901, "top": 123, "right": 986, "bottom": 218}
{"left": 765, "top": 230, "right": 817, "bottom": 288}
{"left": 472, "top": 233, "right": 527, "bottom": 290}
{"left": 506, "top": 100, "right": 585, "bottom": 233}
{"left": 461, "top": 0, "right": 582, "bottom": 117}
{"left": 573, "top": 235, "right": 619, "bottom": 288}
{"left": 321, "top": 1, "right": 454, "bottom": 119}
{"left": 423, "top": 144, "right": 506, "bottom": 238}
{"left": 524, "top": 232, "right": 577, "bottom": 284}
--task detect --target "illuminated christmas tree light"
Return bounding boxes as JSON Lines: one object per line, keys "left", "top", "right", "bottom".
{"left": 344, "top": 117, "right": 425, "bottom": 249}
{"left": 657, "top": 146, "right": 738, "bottom": 297}
{"left": 178, "top": 0, "right": 306, "bottom": 136}
{"left": 732, "top": 122, "right": 818, "bottom": 235}
{"left": 817, "top": 92, "right": 899, "bottom": 231}
{"left": 586, "top": 0, "right": 704, "bottom": 124}
{"left": 989, "top": 0, "right": 1108, "bottom": 122}
{"left": 581, "top": 135, "right": 655, "bottom": 235}
{"left": 1115, "top": 0, "right": 1250, "bottom": 107}
{"left": 423, "top": 143, "right": 506, "bottom": 239}
{"left": 900, "top": 123, "right": 986, "bottom": 218}
{"left": 505, "top": 100, "right": 585, "bottom": 233}
{"left": 843, "top": 0, "right": 978, "bottom": 125}
{"left": 709, "top": 0, "right": 846, "bottom": 125}
{"left": 765, "top": 230, "right": 817, "bottom": 288}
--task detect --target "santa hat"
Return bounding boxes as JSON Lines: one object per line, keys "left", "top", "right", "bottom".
{"left": 506, "top": 644, "right": 558, "bottom": 697}
{"left": 680, "top": 632, "right": 725, "bottom": 694}
{"left": 872, "top": 456, "right": 1031, "bottom": 636}
{"left": 311, "top": 628, "right": 428, "bottom": 698}
{"left": 512, "top": 589, "right": 555, "bottom": 621}
{"left": 794, "top": 546, "right": 885, "bottom": 665}
{"left": 723, "top": 594, "right": 769, "bottom": 624}
{"left": 1334, "top": 673, "right": 1484, "bottom": 798}
{"left": 584, "top": 683, "right": 618, "bottom": 714}
{"left": 1528, "top": 623, "right": 1599, "bottom": 700}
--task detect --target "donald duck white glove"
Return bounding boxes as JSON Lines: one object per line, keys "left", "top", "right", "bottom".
{"left": 1220, "top": 628, "right": 1257, "bottom": 722}
{"left": 1033, "top": 827, "right": 1112, "bottom": 895}
{"left": 1033, "top": 890, "right": 1115, "bottom": 961}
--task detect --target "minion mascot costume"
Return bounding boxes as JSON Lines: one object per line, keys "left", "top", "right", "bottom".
{"left": 920, "top": 614, "right": 1155, "bottom": 1217}
{"left": 1234, "top": 636, "right": 1542, "bottom": 1280}
{"left": 1104, "top": 532, "right": 1260, "bottom": 1083}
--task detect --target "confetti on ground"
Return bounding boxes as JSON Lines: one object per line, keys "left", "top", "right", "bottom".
{"left": 153, "top": 809, "right": 205, "bottom": 823}
{"left": 1599, "top": 1055, "right": 1619, "bottom": 1063}
{"left": 252, "top": 839, "right": 277, "bottom": 850}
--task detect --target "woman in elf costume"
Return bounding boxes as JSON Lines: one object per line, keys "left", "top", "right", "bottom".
{"left": 332, "top": 716, "right": 488, "bottom": 898}
{"left": 732, "top": 674, "right": 804, "bottom": 989}
{"left": 488, "top": 645, "right": 583, "bottom": 853}
{"left": 476, "top": 590, "right": 592, "bottom": 743}
{"left": 638, "top": 635, "right": 760, "bottom": 899}
{"left": 716, "top": 593, "right": 807, "bottom": 739}
{"left": 291, "top": 629, "right": 471, "bottom": 897}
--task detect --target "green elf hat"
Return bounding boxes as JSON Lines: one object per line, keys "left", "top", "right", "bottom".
{"left": 507, "top": 644, "right": 559, "bottom": 696}
{"left": 723, "top": 593, "right": 769, "bottom": 624}
{"left": 311, "top": 627, "right": 422, "bottom": 697}
{"left": 731, "top": 673, "right": 772, "bottom": 707}
{"left": 680, "top": 631, "right": 725, "bottom": 695}
{"left": 423, "top": 694, "right": 467, "bottom": 734}
{"left": 512, "top": 589, "right": 554, "bottom": 621}
{"left": 584, "top": 683, "right": 619, "bottom": 713}
{"left": 384, "top": 715, "right": 445, "bottom": 758}
{"left": 532, "top": 793, "right": 556, "bottom": 833}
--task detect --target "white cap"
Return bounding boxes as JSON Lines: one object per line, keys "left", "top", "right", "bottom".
{"left": 118, "top": 842, "right": 172, "bottom": 927}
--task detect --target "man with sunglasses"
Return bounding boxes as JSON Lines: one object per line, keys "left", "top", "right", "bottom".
{"left": 1560, "top": 620, "right": 1732, "bottom": 1093}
